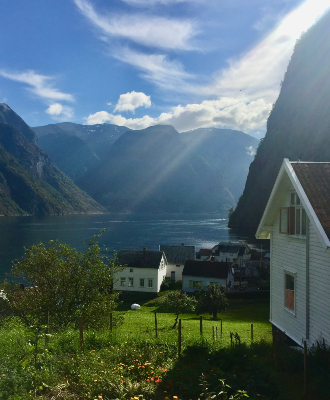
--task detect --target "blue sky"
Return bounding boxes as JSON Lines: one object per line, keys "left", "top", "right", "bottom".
{"left": 0, "top": 0, "right": 329, "bottom": 137}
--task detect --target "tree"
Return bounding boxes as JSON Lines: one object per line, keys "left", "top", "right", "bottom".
{"left": 196, "top": 284, "right": 229, "bottom": 320}
{"left": 160, "top": 290, "right": 197, "bottom": 328}
{"left": 1, "top": 230, "right": 121, "bottom": 329}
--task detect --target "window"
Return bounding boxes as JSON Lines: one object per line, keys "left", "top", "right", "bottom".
{"left": 130, "top": 268, "right": 133, "bottom": 273}
{"left": 176, "top": 264, "right": 181, "bottom": 267}
{"left": 148, "top": 279, "right": 153, "bottom": 288}
{"left": 128, "top": 277, "right": 134, "bottom": 287}
{"left": 189, "top": 280, "right": 201, "bottom": 289}
{"left": 140, "top": 278, "right": 145, "bottom": 287}
{"left": 280, "top": 193, "right": 307, "bottom": 236}
{"left": 285, "top": 273, "right": 295, "bottom": 311}
{"left": 120, "top": 277, "right": 126, "bottom": 287}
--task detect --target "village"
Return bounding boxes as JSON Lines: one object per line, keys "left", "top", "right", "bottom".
{"left": 113, "top": 242, "right": 270, "bottom": 295}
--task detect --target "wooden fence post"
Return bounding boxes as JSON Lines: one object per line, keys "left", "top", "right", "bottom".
{"left": 230, "top": 332, "right": 233, "bottom": 347}
{"left": 200, "top": 316, "right": 203, "bottom": 335}
{"left": 178, "top": 319, "right": 182, "bottom": 357}
{"left": 212, "top": 326, "right": 215, "bottom": 340}
{"left": 154, "top": 312, "right": 158, "bottom": 338}
{"left": 79, "top": 316, "right": 84, "bottom": 352}
{"left": 110, "top": 312, "right": 113, "bottom": 332}
{"left": 220, "top": 319, "right": 223, "bottom": 338}
{"left": 251, "top": 323, "right": 254, "bottom": 341}
{"left": 304, "top": 341, "right": 307, "bottom": 394}
{"left": 216, "top": 326, "right": 218, "bottom": 340}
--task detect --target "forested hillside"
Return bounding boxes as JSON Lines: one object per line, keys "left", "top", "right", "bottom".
{"left": 0, "top": 104, "right": 105, "bottom": 216}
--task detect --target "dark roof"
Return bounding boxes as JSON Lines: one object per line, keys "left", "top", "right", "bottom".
{"left": 159, "top": 245, "right": 195, "bottom": 264}
{"left": 117, "top": 249, "right": 164, "bottom": 269}
{"left": 197, "top": 249, "right": 212, "bottom": 254}
{"left": 292, "top": 162, "right": 330, "bottom": 239}
{"left": 183, "top": 260, "right": 232, "bottom": 279}
{"left": 213, "top": 244, "right": 242, "bottom": 255}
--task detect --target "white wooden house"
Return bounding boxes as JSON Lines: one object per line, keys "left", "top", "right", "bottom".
{"left": 114, "top": 249, "right": 167, "bottom": 293}
{"left": 159, "top": 244, "right": 195, "bottom": 281}
{"left": 256, "top": 159, "right": 330, "bottom": 346}
{"left": 182, "top": 260, "right": 234, "bottom": 292}
{"left": 209, "top": 243, "right": 250, "bottom": 266}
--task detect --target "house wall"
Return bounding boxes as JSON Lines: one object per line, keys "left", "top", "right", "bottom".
{"left": 270, "top": 194, "right": 307, "bottom": 346}
{"left": 113, "top": 256, "right": 167, "bottom": 293}
{"left": 308, "top": 224, "right": 330, "bottom": 345}
{"left": 166, "top": 263, "right": 184, "bottom": 281}
{"left": 182, "top": 275, "right": 227, "bottom": 292}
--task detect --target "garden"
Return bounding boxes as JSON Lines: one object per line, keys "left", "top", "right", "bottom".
{"left": 1, "top": 234, "right": 330, "bottom": 400}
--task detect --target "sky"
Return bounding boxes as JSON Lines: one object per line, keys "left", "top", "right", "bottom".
{"left": 0, "top": 0, "right": 330, "bottom": 137}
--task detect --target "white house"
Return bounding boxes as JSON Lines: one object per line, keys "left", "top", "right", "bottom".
{"left": 159, "top": 244, "right": 195, "bottom": 281}
{"left": 114, "top": 249, "right": 167, "bottom": 293}
{"left": 182, "top": 260, "right": 234, "bottom": 292}
{"left": 209, "top": 243, "right": 250, "bottom": 266}
{"left": 256, "top": 159, "right": 330, "bottom": 347}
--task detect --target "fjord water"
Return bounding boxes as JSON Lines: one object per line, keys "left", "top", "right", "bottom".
{"left": 0, "top": 213, "right": 246, "bottom": 279}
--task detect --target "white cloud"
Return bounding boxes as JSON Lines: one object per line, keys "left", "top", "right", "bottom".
{"left": 205, "top": 0, "right": 330, "bottom": 103}
{"left": 107, "top": 102, "right": 112, "bottom": 106}
{"left": 121, "top": 0, "right": 199, "bottom": 4}
{"left": 114, "top": 91, "right": 151, "bottom": 113}
{"left": 245, "top": 146, "right": 256, "bottom": 156}
{"left": 45, "top": 103, "right": 74, "bottom": 120}
{"left": 82, "top": 0, "right": 330, "bottom": 134}
{"left": 74, "top": 0, "right": 197, "bottom": 50}
{"left": 85, "top": 97, "right": 272, "bottom": 133}
{"left": 114, "top": 47, "right": 196, "bottom": 92}
{"left": 0, "top": 70, "right": 74, "bottom": 102}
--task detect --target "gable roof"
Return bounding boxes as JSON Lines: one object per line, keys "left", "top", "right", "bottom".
{"left": 292, "top": 162, "right": 330, "bottom": 240}
{"left": 117, "top": 249, "right": 164, "bottom": 269}
{"left": 159, "top": 245, "right": 195, "bottom": 264}
{"left": 183, "top": 260, "right": 232, "bottom": 279}
{"left": 256, "top": 159, "right": 330, "bottom": 248}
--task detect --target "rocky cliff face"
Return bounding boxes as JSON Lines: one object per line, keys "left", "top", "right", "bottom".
{"left": 228, "top": 10, "right": 330, "bottom": 231}
{"left": 0, "top": 104, "right": 105, "bottom": 216}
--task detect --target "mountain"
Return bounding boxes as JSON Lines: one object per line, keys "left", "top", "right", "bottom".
{"left": 228, "top": 10, "right": 330, "bottom": 232}
{"left": 76, "top": 125, "right": 257, "bottom": 213}
{"left": 33, "top": 122, "right": 130, "bottom": 179}
{"left": 179, "top": 128, "right": 259, "bottom": 201}
{"left": 0, "top": 103, "right": 37, "bottom": 143}
{"left": 0, "top": 104, "right": 105, "bottom": 216}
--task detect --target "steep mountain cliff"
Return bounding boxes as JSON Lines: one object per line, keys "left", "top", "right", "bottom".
{"left": 0, "top": 104, "right": 105, "bottom": 216}
{"left": 228, "top": 10, "right": 330, "bottom": 231}
{"left": 76, "top": 125, "right": 257, "bottom": 213}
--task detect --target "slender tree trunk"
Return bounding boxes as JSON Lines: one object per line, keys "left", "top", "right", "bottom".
{"left": 213, "top": 309, "right": 217, "bottom": 320}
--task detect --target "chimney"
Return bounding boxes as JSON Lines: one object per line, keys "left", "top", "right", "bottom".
{"left": 181, "top": 243, "right": 184, "bottom": 246}
{"left": 143, "top": 247, "right": 147, "bottom": 252}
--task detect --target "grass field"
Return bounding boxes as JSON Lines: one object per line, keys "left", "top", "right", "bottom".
{"left": 114, "top": 297, "right": 272, "bottom": 347}
{"left": 1, "top": 295, "right": 330, "bottom": 400}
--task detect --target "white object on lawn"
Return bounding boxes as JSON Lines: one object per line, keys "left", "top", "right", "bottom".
{"left": 131, "top": 303, "right": 141, "bottom": 310}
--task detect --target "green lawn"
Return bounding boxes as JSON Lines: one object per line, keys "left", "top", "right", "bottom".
{"left": 113, "top": 297, "right": 272, "bottom": 347}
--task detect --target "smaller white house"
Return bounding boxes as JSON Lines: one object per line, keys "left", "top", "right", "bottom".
{"left": 182, "top": 260, "right": 234, "bottom": 292}
{"left": 211, "top": 243, "right": 250, "bottom": 266}
{"left": 159, "top": 244, "right": 195, "bottom": 281}
{"left": 114, "top": 249, "right": 167, "bottom": 293}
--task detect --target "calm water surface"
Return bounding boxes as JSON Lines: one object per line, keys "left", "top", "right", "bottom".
{"left": 0, "top": 213, "right": 247, "bottom": 278}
